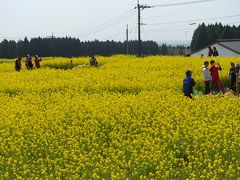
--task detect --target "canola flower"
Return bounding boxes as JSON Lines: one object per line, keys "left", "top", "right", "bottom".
{"left": 0, "top": 55, "right": 239, "bottom": 179}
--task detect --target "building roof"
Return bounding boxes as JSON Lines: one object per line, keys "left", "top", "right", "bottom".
{"left": 192, "top": 39, "right": 240, "bottom": 55}
{"left": 217, "top": 39, "right": 240, "bottom": 54}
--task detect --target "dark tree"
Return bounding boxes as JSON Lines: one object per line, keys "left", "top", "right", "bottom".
{"left": 191, "top": 23, "right": 240, "bottom": 51}
{"left": 0, "top": 37, "right": 185, "bottom": 58}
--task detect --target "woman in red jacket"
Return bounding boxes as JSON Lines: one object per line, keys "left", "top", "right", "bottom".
{"left": 209, "top": 60, "right": 224, "bottom": 92}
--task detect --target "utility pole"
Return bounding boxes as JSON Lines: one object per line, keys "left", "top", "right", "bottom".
{"left": 135, "top": 0, "right": 151, "bottom": 57}
{"left": 137, "top": 0, "right": 141, "bottom": 57}
{"left": 126, "top": 24, "right": 129, "bottom": 54}
{"left": 45, "top": 33, "right": 55, "bottom": 58}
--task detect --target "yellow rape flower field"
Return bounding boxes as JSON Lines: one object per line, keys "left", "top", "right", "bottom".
{"left": 0, "top": 55, "right": 239, "bottom": 179}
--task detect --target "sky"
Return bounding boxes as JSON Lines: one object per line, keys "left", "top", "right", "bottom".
{"left": 0, "top": 0, "right": 240, "bottom": 45}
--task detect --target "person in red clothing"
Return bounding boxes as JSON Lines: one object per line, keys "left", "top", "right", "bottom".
{"left": 209, "top": 60, "right": 224, "bottom": 92}
{"left": 34, "top": 55, "right": 42, "bottom": 69}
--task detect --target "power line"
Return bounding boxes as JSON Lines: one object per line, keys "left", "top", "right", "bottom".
{"left": 151, "top": 0, "right": 216, "bottom": 8}
{"left": 80, "top": 10, "right": 133, "bottom": 33}
{"left": 130, "top": 27, "right": 196, "bottom": 33}
{"left": 76, "top": 12, "right": 136, "bottom": 38}
{"left": 143, "top": 2, "right": 240, "bottom": 20}
{"left": 146, "top": 14, "right": 240, "bottom": 25}
{"left": 71, "top": 10, "right": 136, "bottom": 38}
{"left": 80, "top": 12, "right": 136, "bottom": 38}
{"left": 103, "top": 31, "right": 126, "bottom": 40}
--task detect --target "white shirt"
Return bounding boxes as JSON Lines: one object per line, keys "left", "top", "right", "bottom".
{"left": 202, "top": 66, "right": 212, "bottom": 81}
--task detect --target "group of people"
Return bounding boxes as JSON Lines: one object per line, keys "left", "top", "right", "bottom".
{"left": 15, "top": 55, "right": 42, "bottom": 71}
{"left": 184, "top": 46, "right": 219, "bottom": 57}
{"left": 208, "top": 46, "right": 219, "bottom": 57}
{"left": 183, "top": 60, "right": 240, "bottom": 98}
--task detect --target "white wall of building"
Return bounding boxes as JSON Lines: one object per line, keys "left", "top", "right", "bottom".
{"left": 191, "top": 43, "right": 240, "bottom": 57}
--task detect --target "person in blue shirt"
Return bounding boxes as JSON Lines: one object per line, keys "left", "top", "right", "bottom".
{"left": 183, "top": 70, "right": 196, "bottom": 99}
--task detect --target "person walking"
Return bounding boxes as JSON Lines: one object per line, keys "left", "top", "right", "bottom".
{"left": 202, "top": 61, "right": 212, "bottom": 94}
{"left": 183, "top": 70, "right": 196, "bottom": 99}
{"left": 209, "top": 60, "right": 224, "bottom": 92}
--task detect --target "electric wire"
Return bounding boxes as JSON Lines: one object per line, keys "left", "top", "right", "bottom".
{"left": 72, "top": 10, "right": 137, "bottom": 38}
{"left": 151, "top": 0, "right": 216, "bottom": 8}
{"left": 146, "top": 14, "right": 240, "bottom": 25}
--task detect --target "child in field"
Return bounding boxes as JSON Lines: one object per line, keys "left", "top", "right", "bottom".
{"left": 183, "top": 70, "right": 196, "bottom": 99}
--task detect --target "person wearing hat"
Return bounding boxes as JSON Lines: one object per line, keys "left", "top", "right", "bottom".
{"left": 183, "top": 70, "right": 196, "bottom": 99}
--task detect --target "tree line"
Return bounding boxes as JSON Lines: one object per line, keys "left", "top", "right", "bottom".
{"left": 191, "top": 23, "right": 240, "bottom": 51}
{"left": 0, "top": 37, "right": 185, "bottom": 59}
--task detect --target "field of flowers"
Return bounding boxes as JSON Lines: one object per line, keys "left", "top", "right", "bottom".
{"left": 0, "top": 55, "right": 239, "bottom": 179}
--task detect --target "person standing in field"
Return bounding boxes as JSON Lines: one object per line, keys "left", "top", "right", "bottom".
{"left": 25, "top": 54, "right": 33, "bottom": 70}
{"left": 34, "top": 55, "right": 42, "bottom": 69}
{"left": 229, "top": 62, "right": 236, "bottom": 92}
{"left": 183, "top": 70, "right": 196, "bottom": 99}
{"left": 209, "top": 60, "right": 224, "bottom": 92}
{"left": 236, "top": 64, "right": 240, "bottom": 92}
{"left": 25, "top": 55, "right": 30, "bottom": 69}
{"left": 202, "top": 61, "right": 212, "bottom": 94}
{"left": 28, "top": 56, "right": 33, "bottom": 69}
{"left": 15, "top": 57, "right": 22, "bottom": 72}
{"left": 185, "top": 46, "right": 191, "bottom": 57}
{"left": 213, "top": 47, "right": 219, "bottom": 57}
{"left": 208, "top": 46, "right": 213, "bottom": 57}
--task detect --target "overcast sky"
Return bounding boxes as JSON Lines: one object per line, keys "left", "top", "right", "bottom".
{"left": 0, "top": 0, "right": 240, "bottom": 45}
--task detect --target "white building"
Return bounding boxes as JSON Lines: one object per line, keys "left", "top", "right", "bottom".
{"left": 191, "top": 39, "right": 240, "bottom": 57}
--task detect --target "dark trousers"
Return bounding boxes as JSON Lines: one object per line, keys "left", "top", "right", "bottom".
{"left": 231, "top": 78, "right": 236, "bottom": 92}
{"left": 204, "top": 81, "right": 211, "bottom": 94}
